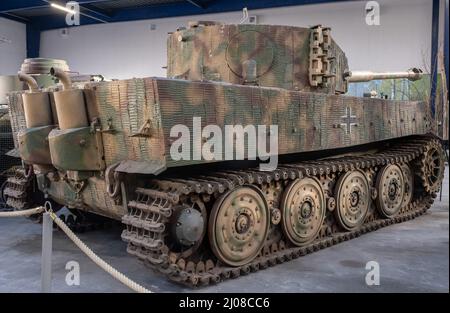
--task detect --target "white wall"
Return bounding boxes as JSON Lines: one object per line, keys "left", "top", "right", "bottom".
{"left": 40, "top": 0, "right": 433, "bottom": 79}
{"left": 0, "top": 17, "right": 26, "bottom": 75}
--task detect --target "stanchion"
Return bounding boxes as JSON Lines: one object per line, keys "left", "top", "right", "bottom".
{"left": 41, "top": 212, "right": 53, "bottom": 293}
{"left": 50, "top": 211, "right": 152, "bottom": 293}
{"left": 0, "top": 203, "right": 151, "bottom": 293}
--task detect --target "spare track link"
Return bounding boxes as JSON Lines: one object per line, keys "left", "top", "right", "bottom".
{"left": 3, "top": 166, "right": 34, "bottom": 211}
{"left": 121, "top": 136, "right": 442, "bottom": 287}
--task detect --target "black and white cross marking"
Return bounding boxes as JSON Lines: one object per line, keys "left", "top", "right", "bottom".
{"left": 340, "top": 107, "right": 358, "bottom": 134}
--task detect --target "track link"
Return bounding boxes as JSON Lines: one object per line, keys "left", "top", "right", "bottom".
{"left": 2, "top": 166, "right": 34, "bottom": 210}
{"left": 122, "top": 136, "right": 443, "bottom": 286}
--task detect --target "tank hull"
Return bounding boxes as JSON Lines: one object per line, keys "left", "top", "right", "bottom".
{"left": 5, "top": 78, "right": 434, "bottom": 219}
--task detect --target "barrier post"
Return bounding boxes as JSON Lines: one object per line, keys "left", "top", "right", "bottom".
{"left": 41, "top": 212, "right": 53, "bottom": 293}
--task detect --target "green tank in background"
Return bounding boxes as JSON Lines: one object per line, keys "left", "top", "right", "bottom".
{"left": 0, "top": 105, "right": 16, "bottom": 179}
{"left": 3, "top": 22, "right": 446, "bottom": 285}
{"left": 0, "top": 106, "right": 16, "bottom": 198}
{"left": 0, "top": 75, "right": 23, "bottom": 207}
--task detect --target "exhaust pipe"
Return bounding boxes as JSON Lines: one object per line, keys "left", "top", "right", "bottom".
{"left": 49, "top": 67, "right": 88, "bottom": 129}
{"left": 50, "top": 67, "right": 72, "bottom": 90}
{"left": 18, "top": 72, "right": 39, "bottom": 92}
{"left": 18, "top": 72, "right": 53, "bottom": 128}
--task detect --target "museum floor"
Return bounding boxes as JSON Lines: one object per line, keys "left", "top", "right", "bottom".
{"left": 0, "top": 167, "right": 448, "bottom": 293}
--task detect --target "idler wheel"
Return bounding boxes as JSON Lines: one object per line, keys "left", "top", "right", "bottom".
{"left": 172, "top": 200, "right": 207, "bottom": 259}
{"left": 174, "top": 207, "right": 205, "bottom": 246}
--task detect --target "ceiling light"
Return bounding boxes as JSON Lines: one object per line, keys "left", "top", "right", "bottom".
{"left": 50, "top": 2, "right": 77, "bottom": 15}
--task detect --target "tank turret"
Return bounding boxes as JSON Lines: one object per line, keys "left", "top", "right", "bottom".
{"left": 167, "top": 22, "right": 424, "bottom": 96}
{"left": 167, "top": 22, "right": 350, "bottom": 94}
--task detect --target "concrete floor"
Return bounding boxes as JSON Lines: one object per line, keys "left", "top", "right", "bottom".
{"left": 0, "top": 167, "right": 448, "bottom": 293}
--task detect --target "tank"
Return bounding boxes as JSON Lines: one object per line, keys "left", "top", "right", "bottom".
{"left": 4, "top": 22, "right": 446, "bottom": 286}
{"left": 0, "top": 75, "right": 24, "bottom": 206}
{"left": 0, "top": 104, "right": 17, "bottom": 201}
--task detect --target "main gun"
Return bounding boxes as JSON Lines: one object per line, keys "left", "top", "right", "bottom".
{"left": 345, "top": 68, "right": 423, "bottom": 83}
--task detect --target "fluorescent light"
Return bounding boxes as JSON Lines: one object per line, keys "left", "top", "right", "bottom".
{"left": 50, "top": 2, "right": 77, "bottom": 15}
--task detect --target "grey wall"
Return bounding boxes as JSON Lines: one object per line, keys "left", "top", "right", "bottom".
{"left": 35, "top": 0, "right": 433, "bottom": 79}
{"left": 0, "top": 17, "right": 26, "bottom": 76}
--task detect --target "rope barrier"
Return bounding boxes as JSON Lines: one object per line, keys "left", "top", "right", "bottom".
{"left": 0, "top": 204, "right": 152, "bottom": 293}
{"left": 48, "top": 210, "right": 152, "bottom": 293}
{"left": 0, "top": 206, "right": 44, "bottom": 217}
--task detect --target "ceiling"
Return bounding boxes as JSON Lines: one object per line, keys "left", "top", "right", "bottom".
{"left": 0, "top": 0, "right": 346, "bottom": 30}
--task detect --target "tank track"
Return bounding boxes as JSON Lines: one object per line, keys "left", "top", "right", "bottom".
{"left": 2, "top": 166, "right": 115, "bottom": 232}
{"left": 2, "top": 166, "right": 35, "bottom": 211}
{"left": 123, "top": 136, "right": 443, "bottom": 286}
{"left": 55, "top": 210, "right": 118, "bottom": 233}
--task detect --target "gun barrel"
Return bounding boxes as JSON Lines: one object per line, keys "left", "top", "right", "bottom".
{"left": 346, "top": 68, "right": 423, "bottom": 83}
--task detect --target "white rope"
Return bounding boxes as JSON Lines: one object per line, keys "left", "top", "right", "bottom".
{"left": 49, "top": 211, "right": 152, "bottom": 293}
{"left": 0, "top": 206, "right": 44, "bottom": 217}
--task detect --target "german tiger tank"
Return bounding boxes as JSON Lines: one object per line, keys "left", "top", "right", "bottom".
{"left": 4, "top": 22, "right": 446, "bottom": 286}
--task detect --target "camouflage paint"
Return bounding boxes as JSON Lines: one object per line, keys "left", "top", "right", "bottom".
{"left": 18, "top": 125, "right": 53, "bottom": 165}
{"left": 167, "top": 23, "right": 348, "bottom": 94}
{"left": 48, "top": 127, "right": 105, "bottom": 171}
{"left": 6, "top": 22, "right": 434, "bottom": 219}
